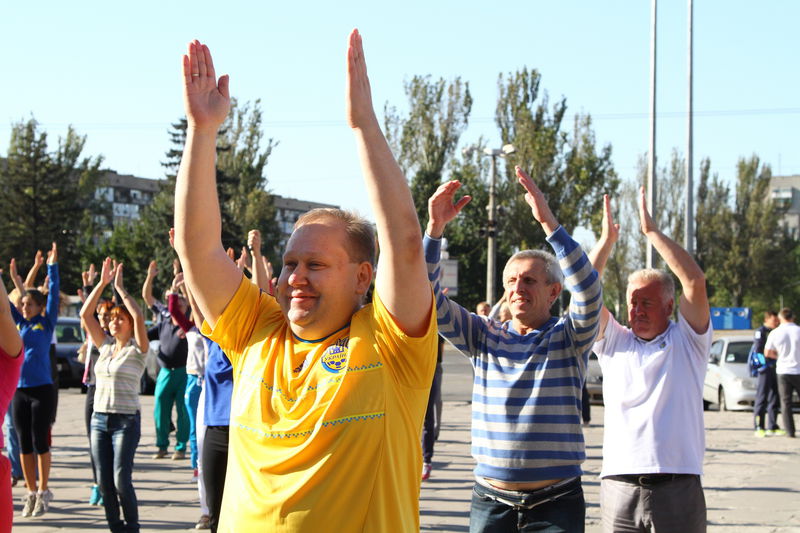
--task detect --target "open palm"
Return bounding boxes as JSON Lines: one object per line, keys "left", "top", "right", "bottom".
{"left": 183, "top": 40, "right": 230, "bottom": 132}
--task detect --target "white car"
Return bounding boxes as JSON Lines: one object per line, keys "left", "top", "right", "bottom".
{"left": 703, "top": 335, "right": 757, "bottom": 411}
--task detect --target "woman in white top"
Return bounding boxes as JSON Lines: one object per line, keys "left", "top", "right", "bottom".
{"left": 80, "top": 258, "right": 149, "bottom": 533}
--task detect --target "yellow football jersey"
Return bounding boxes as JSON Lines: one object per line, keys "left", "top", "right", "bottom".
{"left": 202, "top": 276, "right": 437, "bottom": 532}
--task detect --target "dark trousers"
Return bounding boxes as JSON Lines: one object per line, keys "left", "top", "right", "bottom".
{"left": 12, "top": 384, "right": 56, "bottom": 454}
{"left": 422, "top": 362, "right": 443, "bottom": 463}
{"left": 778, "top": 373, "right": 800, "bottom": 437}
{"left": 581, "top": 384, "right": 591, "bottom": 424}
{"left": 85, "top": 385, "right": 98, "bottom": 484}
{"left": 202, "top": 426, "right": 229, "bottom": 533}
{"left": 470, "top": 478, "right": 585, "bottom": 533}
{"left": 753, "top": 367, "right": 779, "bottom": 430}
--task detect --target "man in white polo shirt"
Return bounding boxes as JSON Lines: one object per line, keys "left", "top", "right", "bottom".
{"left": 764, "top": 308, "right": 800, "bottom": 438}
{"left": 589, "top": 191, "right": 712, "bottom": 533}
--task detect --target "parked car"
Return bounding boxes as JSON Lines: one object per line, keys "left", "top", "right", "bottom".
{"left": 54, "top": 317, "right": 85, "bottom": 389}
{"left": 703, "top": 335, "right": 756, "bottom": 411}
{"left": 585, "top": 352, "right": 604, "bottom": 405}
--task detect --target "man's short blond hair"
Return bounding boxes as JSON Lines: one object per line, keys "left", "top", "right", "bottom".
{"left": 627, "top": 268, "right": 675, "bottom": 303}
{"left": 295, "top": 208, "right": 376, "bottom": 267}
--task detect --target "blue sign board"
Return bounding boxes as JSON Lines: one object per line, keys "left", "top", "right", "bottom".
{"left": 710, "top": 307, "right": 751, "bottom": 330}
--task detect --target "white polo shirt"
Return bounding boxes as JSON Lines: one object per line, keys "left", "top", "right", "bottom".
{"left": 593, "top": 312, "right": 712, "bottom": 477}
{"left": 765, "top": 321, "right": 800, "bottom": 375}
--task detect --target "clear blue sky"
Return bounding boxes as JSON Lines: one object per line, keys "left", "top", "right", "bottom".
{"left": 2, "top": 1, "right": 798, "bottom": 224}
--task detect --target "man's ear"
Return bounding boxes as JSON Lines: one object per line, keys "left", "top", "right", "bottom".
{"left": 548, "top": 282, "right": 563, "bottom": 306}
{"left": 666, "top": 298, "right": 675, "bottom": 316}
{"left": 356, "top": 262, "right": 374, "bottom": 295}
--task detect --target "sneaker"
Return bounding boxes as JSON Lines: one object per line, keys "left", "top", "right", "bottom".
{"left": 89, "top": 484, "right": 102, "bottom": 506}
{"left": 195, "top": 514, "right": 211, "bottom": 530}
{"left": 172, "top": 450, "right": 186, "bottom": 460}
{"left": 767, "top": 428, "right": 787, "bottom": 436}
{"left": 32, "top": 489, "right": 53, "bottom": 517}
{"left": 21, "top": 492, "right": 36, "bottom": 517}
{"left": 153, "top": 449, "right": 168, "bottom": 459}
{"left": 192, "top": 468, "right": 199, "bottom": 482}
{"left": 754, "top": 428, "right": 766, "bottom": 438}
{"left": 421, "top": 463, "right": 432, "bottom": 481}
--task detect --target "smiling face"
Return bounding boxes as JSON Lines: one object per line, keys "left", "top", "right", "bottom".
{"left": 277, "top": 221, "right": 373, "bottom": 339}
{"left": 97, "top": 304, "right": 112, "bottom": 331}
{"left": 20, "top": 294, "right": 43, "bottom": 321}
{"left": 503, "top": 257, "right": 561, "bottom": 332}
{"left": 626, "top": 278, "right": 673, "bottom": 340}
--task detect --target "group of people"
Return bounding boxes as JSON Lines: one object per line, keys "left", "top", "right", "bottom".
{"left": 1, "top": 28, "right": 793, "bottom": 533}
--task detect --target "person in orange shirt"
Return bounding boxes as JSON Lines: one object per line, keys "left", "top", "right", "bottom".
{"left": 172, "top": 30, "right": 437, "bottom": 532}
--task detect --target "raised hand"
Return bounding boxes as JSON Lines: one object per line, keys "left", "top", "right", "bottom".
{"left": 82, "top": 263, "right": 98, "bottom": 287}
{"left": 183, "top": 40, "right": 230, "bottom": 133}
{"left": 426, "top": 180, "right": 472, "bottom": 238}
{"left": 100, "top": 257, "right": 115, "bottom": 286}
{"left": 516, "top": 166, "right": 558, "bottom": 235}
{"left": 114, "top": 263, "right": 126, "bottom": 294}
{"left": 600, "top": 194, "right": 620, "bottom": 245}
{"left": 247, "top": 229, "right": 261, "bottom": 257}
{"left": 146, "top": 260, "right": 158, "bottom": 280}
{"left": 33, "top": 250, "right": 44, "bottom": 268}
{"left": 171, "top": 272, "right": 185, "bottom": 293}
{"left": 638, "top": 186, "right": 658, "bottom": 235}
{"left": 46, "top": 242, "right": 57, "bottom": 264}
{"left": 169, "top": 227, "right": 176, "bottom": 249}
{"left": 345, "top": 29, "right": 377, "bottom": 131}
{"left": 173, "top": 258, "right": 181, "bottom": 276}
{"left": 237, "top": 247, "right": 251, "bottom": 271}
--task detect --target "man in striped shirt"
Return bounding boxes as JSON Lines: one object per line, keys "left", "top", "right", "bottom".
{"left": 424, "top": 168, "right": 602, "bottom": 532}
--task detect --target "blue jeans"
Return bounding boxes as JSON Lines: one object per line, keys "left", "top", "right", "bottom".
{"left": 3, "top": 412, "right": 22, "bottom": 478}
{"left": 470, "top": 478, "right": 585, "bottom": 533}
{"left": 184, "top": 374, "right": 202, "bottom": 469}
{"left": 91, "top": 412, "right": 141, "bottom": 533}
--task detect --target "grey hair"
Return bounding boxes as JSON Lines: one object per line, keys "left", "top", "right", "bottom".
{"left": 627, "top": 269, "right": 675, "bottom": 302}
{"left": 504, "top": 250, "right": 563, "bottom": 285}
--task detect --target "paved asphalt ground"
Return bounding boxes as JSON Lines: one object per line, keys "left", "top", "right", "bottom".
{"left": 10, "top": 345, "right": 800, "bottom": 532}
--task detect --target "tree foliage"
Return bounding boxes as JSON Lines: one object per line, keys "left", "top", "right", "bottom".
{"left": 103, "top": 99, "right": 280, "bottom": 296}
{"left": 385, "top": 75, "right": 472, "bottom": 226}
{"left": 495, "top": 68, "right": 619, "bottom": 252}
{"left": 0, "top": 118, "right": 103, "bottom": 293}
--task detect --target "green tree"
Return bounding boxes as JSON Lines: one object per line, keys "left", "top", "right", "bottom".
{"left": 495, "top": 69, "right": 618, "bottom": 252}
{"left": 384, "top": 75, "right": 472, "bottom": 226}
{"left": 0, "top": 118, "right": 103, "bottom": 293}
{"left": 105, "top": 99, "right": 280, "bottom": 295}
{"left": 695, "top": 155, "right": 789, "bottom": 308}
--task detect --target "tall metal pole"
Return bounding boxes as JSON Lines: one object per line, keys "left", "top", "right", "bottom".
{"left": 647, "top": 0, "right": 658, "bottom": 268}
{"left": 685, "top": 0, "right": 694, "bottom": 254}
{"left": 486, "top": 154, "right": 497, "bottom": 304}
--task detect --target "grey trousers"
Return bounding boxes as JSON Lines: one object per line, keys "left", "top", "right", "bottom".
{"left": 600, "top": 474, "right": 706, "bottom": 533}
{"left": 777, "top": 373, "right": 800, "bottom": 437}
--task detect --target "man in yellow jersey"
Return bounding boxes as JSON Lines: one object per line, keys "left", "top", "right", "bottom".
{"left": 173, "top": 30, "right": 437, "bottom": 533}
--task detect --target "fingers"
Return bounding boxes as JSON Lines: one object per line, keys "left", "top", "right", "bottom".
{"left": 202, "top": 43, "right": 215, "bottom": 81}
{"left": 218, "top": 74, "right": 230, "bottom": 99}
{"left": 515, "top": 166, "right": 540, "bottom": 196}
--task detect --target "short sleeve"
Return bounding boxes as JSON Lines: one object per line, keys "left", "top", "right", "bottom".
{"left": 677, "top": 311, "right": 713, "bottom": 362}
{"left": 201, "top": 276, "right": 282, "bottom": 368}
{"left": 368, "top": 288, "right": 438, "bottom": 389}
{"left": 765, "top": 328, "right": 780, "bottom": 352}
{"left": 594, "top": 314, "right": 626, "bottom": 363}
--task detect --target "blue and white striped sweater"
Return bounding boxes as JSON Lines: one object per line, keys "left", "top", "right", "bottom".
{"left": 424, "top": 226, "right": 602, "bottom": 482}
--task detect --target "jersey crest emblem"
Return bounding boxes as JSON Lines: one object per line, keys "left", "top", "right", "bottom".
{"left": 321, "top": 345, "right": 348, "bottom": 373}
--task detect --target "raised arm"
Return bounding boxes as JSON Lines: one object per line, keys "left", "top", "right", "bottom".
{"left": 167, "top": 273, "right": 195, "bottom": 334}
{"left": 173, "top": 40, "right": 242, "bottom": 328}
{"left": 247, "top": 229, "right": 270, "bottom": 293}
{"left": 8, "top": 259, "right": 25, "bottom": 300}
{"left": 80, "top": 257, "right": 114, "bottom": 349}
{"left": 45, "top": 243, "right": 60, "bottom": 328}
{"left": 347, "top": 29, "right": 430, "bottom": 335}
{"left": 24, "top": 250, "right": 44, "bottom": 289}
{"left": 587, "top": 195, "right": 619, "bottom": 340}
{"left": 515, "top": 167, "right": 560, "bottom": 236}
{"left": 0, "top": 270, "right": 23, "bottom": 356}
{"left": 142, "top": 260, "right": 158, "bottom": 308}
{"left": 639, "top": 187, "right": 709, "bottom": 333}
{"left": 114, "top": 264, "right": 149, "bottom": 353}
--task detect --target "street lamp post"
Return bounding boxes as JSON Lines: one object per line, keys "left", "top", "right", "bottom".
{"left": 483, "top": 144, "right": 516, "bottom": 304}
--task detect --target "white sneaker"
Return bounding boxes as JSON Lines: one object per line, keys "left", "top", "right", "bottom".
{"left": 21, "top": 492, "right": 36, "bottom": 517}
{"left": 32, "top": 489, "right": 53, "bottom": 517}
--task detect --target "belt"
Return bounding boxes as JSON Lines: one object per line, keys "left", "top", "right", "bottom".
{"left": 612, "top": 474, "right": 695, "bottom": 486}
